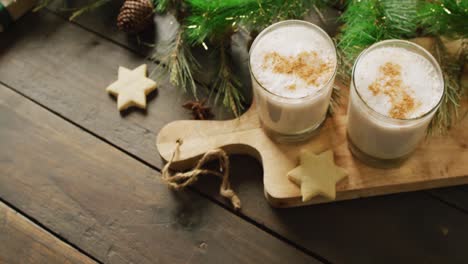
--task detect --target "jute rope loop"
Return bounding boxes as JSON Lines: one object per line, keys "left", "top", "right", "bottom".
{"left": 161, "top": 139, "right": 241, "bottom": 210}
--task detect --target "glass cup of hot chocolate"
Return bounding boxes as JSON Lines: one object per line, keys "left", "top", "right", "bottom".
{"left": 249, "top": 20, "right": 337, "bottom": 142}
{"left": 347, "top": 40, "right": 445, "bottom": 167}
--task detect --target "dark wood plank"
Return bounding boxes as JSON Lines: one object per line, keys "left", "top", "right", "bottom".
{"left": 429, "top": 187, "right": 468, "bottom": 212}
{"left": 2, "top": 10, "right": 468, "bottom": 264}
{"left": 46, "top": 0, "right": 221, "bottom": 91}
{"left": 46, "top": 0, "right": 341, "bottom": 54}
{"left": 52, "top": 0, "right": 468, "bottom": 212}
{"left": 46, "top": 0, "right": 341, "bottom": 88}
{"left": 219, "top": 157, "right": 468, "bottom": 264}
{"left": 47, "top": 0, "right": 163, "bottom": 54}
{"left": 0, "top": 85, "right": 319, "bottom": 264}
{"left": 1, "top": 11, "right": 183, "bottom": 169}
{"left": 46, "top": 0, "right": 468, "bottom": 213}
{"left": 0, "top": 201, "right": 97, "bottom": 264}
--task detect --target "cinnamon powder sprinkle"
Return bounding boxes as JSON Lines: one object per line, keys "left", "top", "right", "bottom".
{"left": 262, "top": 51, "right": 332, "bottom": 87}
{"left": 368, "top": 62, "right": 420, "bottom": 119}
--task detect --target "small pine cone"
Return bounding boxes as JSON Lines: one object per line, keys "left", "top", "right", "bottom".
{"left": 117, "top": 0, "right": 154, "bottom": 34}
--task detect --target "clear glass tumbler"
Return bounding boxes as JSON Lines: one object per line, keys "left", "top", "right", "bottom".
{"left": 249, "top": 20, "right": 337, "bottom": 142}
{"left": 347, "top": 40, "right": 444, "bottom": 167}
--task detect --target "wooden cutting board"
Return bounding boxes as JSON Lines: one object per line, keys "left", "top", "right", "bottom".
{"left": 156, "top": 83, "right": 468, "bottom": 207}
{"left": 157, "top": 37, "right": 467, "bottom": 208}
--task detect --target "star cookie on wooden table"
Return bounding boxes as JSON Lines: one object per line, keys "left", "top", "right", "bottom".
{"left": 288, "top": 150, "right": 347, "bottom": 202}
{"left": 106, "top": 64, "right": 157, "bottom": 111}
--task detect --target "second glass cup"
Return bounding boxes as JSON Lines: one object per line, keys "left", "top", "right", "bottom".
{"left": 249, "top": 20, "right": 337, "bottom": 142}
{"left": 347, "top": 40, "right": 445, "bottom": 167}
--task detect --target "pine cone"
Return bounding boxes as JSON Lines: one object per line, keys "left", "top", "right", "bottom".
{"left": 117, "top": 0, "right": 154, "bottom": 34}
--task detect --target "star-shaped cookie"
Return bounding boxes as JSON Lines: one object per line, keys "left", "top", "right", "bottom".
{"left": 106, "top": 64, "right": 157, "bottom": 111}
{"left": 287, "top": 150, "right": 347, "bottom": 202}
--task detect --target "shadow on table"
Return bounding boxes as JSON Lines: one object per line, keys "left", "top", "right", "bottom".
{"left": 0, "top": 11, "right": 67, "bottom": 60}
{"left": 192, "top": 153, "right": 468, "bottom": 264}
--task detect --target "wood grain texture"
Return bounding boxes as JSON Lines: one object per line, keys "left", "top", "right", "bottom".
{"left": 0, "top": 201, "right": 97, "bottom": 264}
{"left": 156, "top": 101, "right": 330, "bottom": 206}
{"left": 0, "top": 85, "right": 319, "bottom": 264}
{"left": 51, "top": 0, "right": 468, "bottom": 211}
{"left": 45, "top": 0, "right": 341, "bottom": 88}
{"left": 157, "top": 87, "right": 468, "bottom": 207}
{"left": 2, "top": 10, "right": 468, "bottom": 264}
{"left": 48, "top": 0, "right": 468, "bottom": 212}
{"left": 0, "top": 11, "right": 179, "bottom": 169}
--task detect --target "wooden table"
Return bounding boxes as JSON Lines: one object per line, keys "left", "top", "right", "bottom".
{"left": 1, "top": 2, "right": 467, "bottom": 264}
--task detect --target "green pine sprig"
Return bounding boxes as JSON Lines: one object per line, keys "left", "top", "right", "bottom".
{"left": 337, "top": 0, "right": 420, "bottom": 71}
{"left": 429, "top": 37, "right": 467, "bottom": 134}
{"left": 36, "top": 0, "right": 111, "bottom": 20}
{"left": 183, "top": 0, "right": 337, "bottom": 115}
{"left": 34, "top": 0, "right": 54, "bottom": 11}
{"left": 211, "top": 41, "right": 245, "bottom": 116}
{"left": 418, "top": 0, "right": 468, "bottom": 38}
{"left": 155, "top": 0, "right": 171, "bottom": 13}
{"left": 337, "top": 0, "right": 467, "bottom": 133}
{"left": 184, "top": 0, "right": 328, "bottom": 45}
{"left": 150, "top": 28, "right": 200, "bottom": 98}
{"left": 68, "top": 0, "right": 111, "bottom": 20}
{"left": 39, "top": 0, "right": 467, "bottom": 130}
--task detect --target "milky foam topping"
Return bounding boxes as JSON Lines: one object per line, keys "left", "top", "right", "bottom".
{"left": 354, "top": 46, "right": 443, "bottom": 119}
{"left": 250, "top": 23, "right": 336, "bottom": 99}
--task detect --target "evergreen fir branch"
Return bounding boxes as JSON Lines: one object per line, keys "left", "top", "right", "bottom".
{"left": 36, "top": 0, "right": 111, "bottom": 19}
{"left": 184, "top": 0, "right": 258, "bottom": 45}
{"left": 428, "top": 37, "right": 467, "bottom": 134}
{"left": 380, "top": 0, "right": 419, "bottom": 38}
{"left": 211, "top": 42, "right": 245, "bottom": 116}
{"left": 154, "top": 0, "right": 184, "bottom": 14}
{"left": 34, "top": 0, "right": 55, "bottom": 11}
{"left": 337, "top": 0, "right": 383, "bottom": 62}
{"left": 69, "top": 0, "right": 111, "bottom": 20}
{"left": 155, "top": 0, "right": 171, "bottom": 13}
{"left": 338, "top": 0, "right": 419, "bottom": 65}
{"left": 418, "top": 0, "right": 468, "bottom": 38}
{"left": 150, "top": 28, "right": 200, "bottom": 98}
{"left": 183, "top": 0, "right": 340, "bottom": 114}
{"left": 184, "top": 0, "right": 326, "bottom": 45}
{"left": 337, "top": 0, "right": 467, "bottom": 71}
{"left": 337, "top": 0, "right": 467, "bottom": 133}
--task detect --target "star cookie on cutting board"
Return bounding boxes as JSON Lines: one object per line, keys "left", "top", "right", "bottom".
{"left": 288, "top": 150, "right": 347, "bottom": 202}
{"left": 106, "top": 64, "right": 157, "bottom": 111}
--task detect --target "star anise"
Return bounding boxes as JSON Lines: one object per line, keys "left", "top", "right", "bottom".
{"left": 182, "top": 99, "right": 214, "bottom": 120}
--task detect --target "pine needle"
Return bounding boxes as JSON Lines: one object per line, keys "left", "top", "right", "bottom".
{"left": 418, "top": 0, "right": 468, "bottom": 38}
{"left": 34, "top": 0, "right": 55, "bottom": 11}
{"left": 69, "top": 0, "right": 110, "bottom": 20}
{"left": 337, "top": 0, "right": 467, "bottom": 133}
{"left": 150, "top": 28, "right": 200, "bottom": 98}
{"left": 36, "top": 0, "right": 111, "bottom": 19}
{"left": 184, "top": 0, "right": 324, "bottom": 45}
{"left": 428, "top": 37, "right": 467, "bottom": 134}
{"left": 155, "top": 0, "right": 170, "bottom": 13}
{"left": 154, "top": 0, "right": 182, "bottom": 13}
{"left": 211, "top": 42, "right": 245, "bottom": 116}
{"left": 184, "top": 0, "right": 337, "bottom": 114}
{"left": 337, "top": 0, "right": 419, "bottom": 66}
